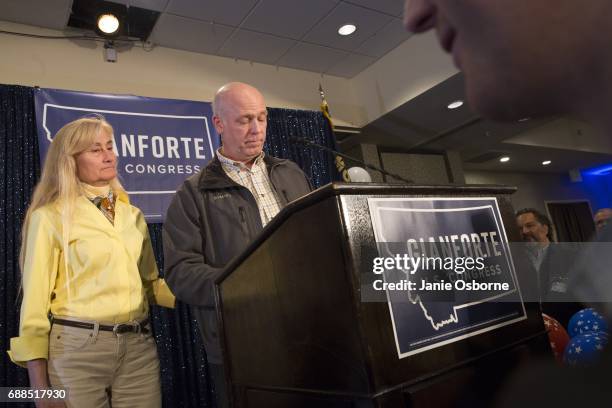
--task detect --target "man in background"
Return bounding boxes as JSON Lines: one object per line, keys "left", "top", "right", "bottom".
{"left": 516, "top": 208, "right": 553, "bottom": 272}
{"left": 516, "top": 208, "right": 579, "bottom": 325}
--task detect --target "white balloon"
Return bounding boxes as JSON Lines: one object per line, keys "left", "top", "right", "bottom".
{"left": 347, "top": 166, "right": 372, "bottom": 183}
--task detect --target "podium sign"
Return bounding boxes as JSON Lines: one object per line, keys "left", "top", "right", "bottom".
{"left": 368, "top": 197, "right": 526, "bottom": 358}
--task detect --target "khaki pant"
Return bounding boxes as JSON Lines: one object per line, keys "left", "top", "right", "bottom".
{"left": 47, "top": 320, "right": 161, "bottom": 408}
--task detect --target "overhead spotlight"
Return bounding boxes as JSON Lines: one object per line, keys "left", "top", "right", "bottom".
{"left": 447, "top": 100, "right": 464, "bottom": 110}
{"left": 68, "top": 0, "right": 159, "bottom": 41}
{"left": 95, "top": 13, "right": 122, "bottom": 39}
{"left": 338, "top": 24, "right": 356, "bottom": 36}
{"left": 499, "top": 156, "right": 510, "bottom": 163}
{"left": 542, "top": 160, "right": 551, "bottom": 166}
{"left": 518, "top": 117, "right": 530, "bottom": 122}
{"left": 97, "top": 13, "right": 120, "bottom": 35}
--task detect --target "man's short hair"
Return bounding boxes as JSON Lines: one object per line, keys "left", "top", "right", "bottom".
{"left": 516, "top": 208, "right": 553, "bottom": 240}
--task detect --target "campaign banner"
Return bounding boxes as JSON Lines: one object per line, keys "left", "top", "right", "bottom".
{"left": 34, "top": 88, "right": 219, "bottom": 222}
{"left": 367, "top": 197, "right": 526, "bottom": 358}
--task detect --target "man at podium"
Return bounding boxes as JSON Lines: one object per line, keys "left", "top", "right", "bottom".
{"left": 162, "top": 82, "right": 311, "bottom": 407}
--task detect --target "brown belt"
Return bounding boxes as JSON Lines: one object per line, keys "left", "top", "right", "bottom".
{"left": 52, "top": 317, "right": 150, "bottom": 335}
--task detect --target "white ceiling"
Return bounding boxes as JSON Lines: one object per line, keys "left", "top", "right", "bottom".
{"left": 3, "top": 0, "right": 610, "bottom": 175}
{"left": 357, "top": 73, "right": 612, "bottom": 174}
{"left": 0, "top": 0, "right": 411, "bottom": 78}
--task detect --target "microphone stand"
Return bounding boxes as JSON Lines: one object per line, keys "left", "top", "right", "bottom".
{"left": 290, "top": 136, "right": 413, "bottom": 184}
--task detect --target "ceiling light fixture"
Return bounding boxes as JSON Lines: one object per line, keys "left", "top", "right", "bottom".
{"left": 338, "top": 24, "right": 357, "bottom": 36}
{"left": 518, "top": 117, "right": 530, "bottom": 122}
{"left": 447, "top": 100, "right": 464, "bottom": 110}
{"left": 104, "top": 40, "right": 117, "bottom": 63}
{"left": 97, "top": 13, "right": 120, "bottom": 35}
{"left": 499, "top": 156, "right": 510, "bottom": 163}
{"left": 542, "top": 160, "right": 551, "bottom": 166}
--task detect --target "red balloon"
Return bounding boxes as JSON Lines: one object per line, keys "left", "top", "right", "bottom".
{"left": 542, "top": 313, "right": 570, "bottom": 363}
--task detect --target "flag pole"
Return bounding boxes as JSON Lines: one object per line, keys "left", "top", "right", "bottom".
{"left": 319, "top": 83, "right": 351, "bottom": 182}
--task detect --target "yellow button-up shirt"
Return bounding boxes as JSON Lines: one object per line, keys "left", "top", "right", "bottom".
{"left": 8, "top": 192, "right": 174, "bottom": 367}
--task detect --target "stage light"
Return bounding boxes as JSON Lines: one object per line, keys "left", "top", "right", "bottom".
{"left": 447, "top": 100, "right": 464, "bottom": 109}
{"left": 499, "top": 156, "right": 510, "bottom": 163}
{"left": 542, "top": 160, "right": 551, "bottom": 166}
{"left": 584, "top": 163, "right": 612, "bottom": 176}
{"left": 97, "top": 13, "right": 120, "bottom": 35}
{"left": 338, "top": 24, "right": 356, "bottom": 36}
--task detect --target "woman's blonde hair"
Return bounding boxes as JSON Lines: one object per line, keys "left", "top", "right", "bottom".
{"left": 20, "top": 115, "right": 125, "bottom": 271}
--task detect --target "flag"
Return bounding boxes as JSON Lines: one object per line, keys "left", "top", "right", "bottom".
{"left": 319, "top": 84, "right": 351, "bottom": 182}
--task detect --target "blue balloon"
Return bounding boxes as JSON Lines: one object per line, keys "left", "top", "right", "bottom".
{"left": 567, "top": 308, "right": 608, "bottom": 338}
{"left": 563, "top": 332, "right": 608, "bottom": 367}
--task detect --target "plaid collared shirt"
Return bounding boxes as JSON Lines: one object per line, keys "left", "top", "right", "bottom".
{"left": 217, "top": 149, "right": 282, "bottom": 226}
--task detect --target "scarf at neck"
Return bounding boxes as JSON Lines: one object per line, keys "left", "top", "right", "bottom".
{"left": 80, "top": 182, "right": 115, "bottom": 224}
{"left": 80, "top": 182, "right": 112, "bottom": 199}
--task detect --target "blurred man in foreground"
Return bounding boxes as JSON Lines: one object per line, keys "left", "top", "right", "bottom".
{"left": 404, "top": 0, "right": 612, "bottom": 405}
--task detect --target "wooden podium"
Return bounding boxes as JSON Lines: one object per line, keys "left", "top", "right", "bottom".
{"left": 215, "top": 183, "right": 550, "bottom": 407}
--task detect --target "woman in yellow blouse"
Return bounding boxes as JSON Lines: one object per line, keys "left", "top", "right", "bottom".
{"left": 8, "top": 116, "right": 174, "bottom": 408}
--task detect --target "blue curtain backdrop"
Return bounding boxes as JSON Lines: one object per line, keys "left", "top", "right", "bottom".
{"left": 0, "top": 84, "right": 339, "bottom": 407}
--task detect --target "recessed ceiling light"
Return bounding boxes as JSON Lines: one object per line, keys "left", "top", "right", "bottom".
{"left": 500, "top": 156, "right": 510, "bottom": 163}
{"left": 97, "top": 14, "right": 120, "bottom": 34}
{"left": 518, "top": 117, "right": 530, "bottom": 122}
{"left": 338, "top": 24, "right": 356, "bottom": 36}
{"left": 542, "top": 160, "right": 551, "bottom": 165}
{"left": 447, "top": 100, "right": 464, "bottom": 110}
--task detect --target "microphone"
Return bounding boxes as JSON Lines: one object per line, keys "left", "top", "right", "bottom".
{"left": 289, "top": 136, "right": 413, "bottom": 184}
